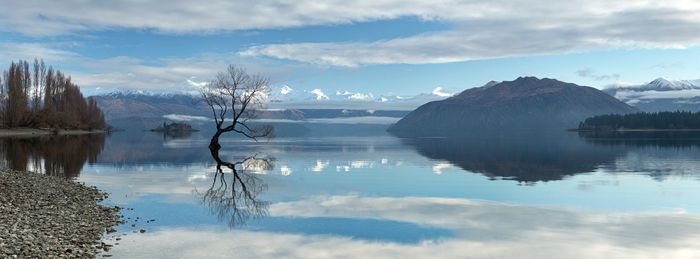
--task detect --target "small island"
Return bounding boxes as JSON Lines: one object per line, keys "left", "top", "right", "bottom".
{"left": 576, "top": 111, "right": 700, "bottom": 132}
{"left": 150, "top": 121, "right": 199, "bottom": 134}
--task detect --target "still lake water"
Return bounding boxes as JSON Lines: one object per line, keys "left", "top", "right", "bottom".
{"left": 4, "top": 130, "right": 700, "bottom": 258}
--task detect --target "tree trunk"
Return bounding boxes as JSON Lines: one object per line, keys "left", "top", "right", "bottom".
{"left": 209, "top": 130, "right": 223, "bottom": 151}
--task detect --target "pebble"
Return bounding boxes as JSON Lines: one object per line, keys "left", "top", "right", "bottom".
{"left": 0, "top": 169, "right": 122, "bottom": 258}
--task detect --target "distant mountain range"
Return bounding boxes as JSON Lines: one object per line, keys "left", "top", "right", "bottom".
{"left": 92, "top": 76, "right": 700, "bottom": 135}
{"left": 604, "top": 77, "right": 700, "bottom": 112}
{"left": 389, "top": 77, "right": 638, "bottom": 136}
{"left": 94, "top": 92, "right": 409, "bottom": 119}
{"left": 92, "top": 91, "right": 409, "bottom": 133}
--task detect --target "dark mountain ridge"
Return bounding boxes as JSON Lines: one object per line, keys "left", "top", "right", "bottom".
{"left": 389, "top": 77, "right": 638, "bottom": 136}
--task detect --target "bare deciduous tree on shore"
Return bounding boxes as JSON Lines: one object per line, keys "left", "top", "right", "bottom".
{"left": 200, "top": 65, "right": 273, "bottom": 150}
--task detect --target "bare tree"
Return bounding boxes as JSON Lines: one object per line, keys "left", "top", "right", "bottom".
{"left": 200, "top": 65, "right": 273, "bottom": 150}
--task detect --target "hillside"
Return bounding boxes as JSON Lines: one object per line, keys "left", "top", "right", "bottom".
{"left": 389, "top": 77, "right": 638, "bottom": 136}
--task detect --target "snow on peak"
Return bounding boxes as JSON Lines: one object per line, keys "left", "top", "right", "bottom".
{"left": 347, "top": 92, "right": 374, "bottom": 101}
{"left": 309, "top": 89, "right": 329, "bottom": 100}
{"left": 431, "top": 87, "right": 454, "bottom": 97}
{"left": 645, "top": 77, "right": 698, "bottom": 91}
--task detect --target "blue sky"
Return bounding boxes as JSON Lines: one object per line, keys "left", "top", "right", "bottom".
{"left": 1, "top": 1, "right": 700, "bottom": 108}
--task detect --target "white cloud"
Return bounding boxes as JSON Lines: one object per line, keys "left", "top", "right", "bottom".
{"left": 0, "top": 43, "right": 305, "bottom": 94}
{"left": 309, "top": 89, "right": 329, "bottom": 100}
{"left": 431, "top": 87, "right": 453, "bottom": 97}
{"left": 576, "top": 68, "right": 620, "bottom": 81}
{"left": 280, "top": 85, "right": 293, "bottom": 95}
{"left": 3, "top": 1, "right": 700, "bottom": 66}
{"left": 0, "top": 0, "right": 459, "bottom": 36}
{"left": 239, "top": 1, "right": 700, "bottom": 66}
{"left": 0, "top": 42, "right": 77, "bottom": 62}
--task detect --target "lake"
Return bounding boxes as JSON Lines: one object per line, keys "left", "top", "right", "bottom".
{"left": 3, "top": 130, "right": 700, "bottom": 258}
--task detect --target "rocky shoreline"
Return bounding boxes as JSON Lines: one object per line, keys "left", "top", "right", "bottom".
{"left": 0, "top": 169, "right": 122, "bottom": 258}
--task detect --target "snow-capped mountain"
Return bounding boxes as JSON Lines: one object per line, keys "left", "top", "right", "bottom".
{"left": 90, "top": 84, "right": 464, "bottom": 132}
{"left": 603, "top": 77, "right": 700, "bottom": 112}
{"left": 644, "top": 78, "right": 700, "bottom": 91}
{"left": 632, "top": 77, "right": 699, "bottom": 91}
{"left": 266, "top": 85, "right": 454, "bottom": 110}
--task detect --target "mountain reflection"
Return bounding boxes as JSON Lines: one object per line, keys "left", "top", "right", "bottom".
{"left": 0, "top": 134, "right": 106, "bottom": 178}
{"left": 578, "top": 131, "right": 700, "bottom": 148}
{"left": 401, "top": 132, "right": 624, "bottom": 182}
{"left": 158, "top": 130, "right": 194, "bottom": 140}
{"left": 197, "top": 147, "right": 272, "bottom": 228}
{"left": 97, "top": 131, "right": 212, "bottom": 164}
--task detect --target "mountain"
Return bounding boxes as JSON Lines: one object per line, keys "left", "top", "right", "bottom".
{"left": 603, "top": 78, "right": 700, "bottom": 112}
{"left": 94, "top": 91, "right": 207, "bottom": 120}
{"left": 92, "top": 91, "right": 410, "bottom": 134}
{"left": 388, "top": 77, "right": 638, "bottom": 136}
{"left": 94, "top": 92, "right": 410, "bottom": 120}
{"left": 604, "top": 77, "right": 700, "bottom": 94}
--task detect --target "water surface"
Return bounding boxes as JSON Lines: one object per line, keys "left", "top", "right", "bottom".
{"left": 3, "top": 130, "right": 700, "bottom": 258}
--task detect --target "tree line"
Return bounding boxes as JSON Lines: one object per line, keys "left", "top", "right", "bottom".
{"left": 0, "top": 59, "right": 106, "bottom": 130}
{"left": 579, "top": 111, "right": 700, "bottom": 130}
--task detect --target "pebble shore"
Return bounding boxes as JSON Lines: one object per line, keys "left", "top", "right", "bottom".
{"left": 0, "top": 169, "right": 122, "bottom": 258}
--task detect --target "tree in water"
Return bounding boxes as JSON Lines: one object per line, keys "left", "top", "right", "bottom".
{"left": 200, "top": 65, "right": 273, "bottom": 151}
{"left": 199, "top": 65, "right": 275, "bottom": 226}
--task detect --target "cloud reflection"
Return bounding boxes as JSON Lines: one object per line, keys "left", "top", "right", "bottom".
{"left": 110, "top": 195, "right": 700, "bottom": 258}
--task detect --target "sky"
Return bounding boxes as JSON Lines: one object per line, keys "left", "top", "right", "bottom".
{"left": 2, "top": 0, "right": 700, "bottom": 108}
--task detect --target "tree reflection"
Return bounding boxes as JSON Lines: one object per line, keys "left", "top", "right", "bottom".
{"left": 198, "top": 146, "right": 273, "bottom": 228}
{"left": 0, "top": 134, "right": 106, "bottom": 178}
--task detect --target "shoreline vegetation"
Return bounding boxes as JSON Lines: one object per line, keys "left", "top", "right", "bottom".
{"left": 0, "top": 169, "right": 122, "bottom": 258}
{"left": 0, "top": 59, "right": 107, "bottom": 132}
